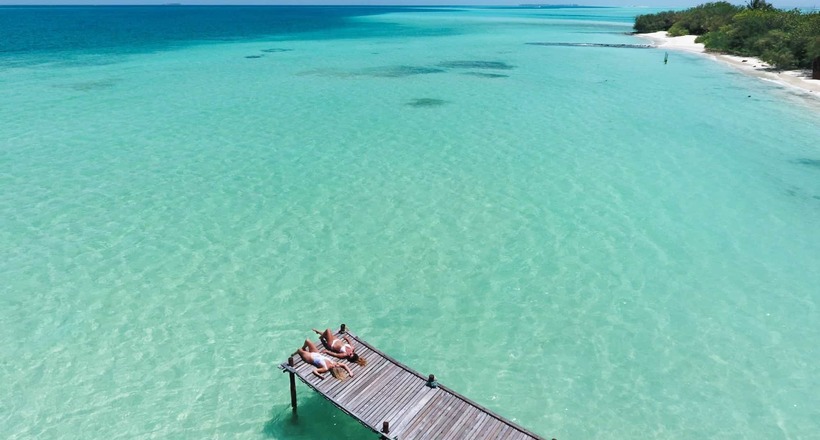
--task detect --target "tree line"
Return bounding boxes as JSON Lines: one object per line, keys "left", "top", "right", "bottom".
{"left": 634, "top": 1, "right": 820, "bottom": 71}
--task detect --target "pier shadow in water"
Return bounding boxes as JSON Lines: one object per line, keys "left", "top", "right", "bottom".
{"left": 262, "top": 398, "right": 370, "bottom": 439}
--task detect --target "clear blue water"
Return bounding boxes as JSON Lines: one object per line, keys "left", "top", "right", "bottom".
{"left": 0, "top": 6, "right": 408, "bottom": 51}
{"left": 1, "top": 6, "right": 819, "bottom": 440}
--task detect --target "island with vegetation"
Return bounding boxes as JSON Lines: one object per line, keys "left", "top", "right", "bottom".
{"left": 634, "top": 1, "right": 819, "bottom": 77}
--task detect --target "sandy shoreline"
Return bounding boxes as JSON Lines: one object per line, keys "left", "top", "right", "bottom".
{"left": 636, "top": 31, "right": 820, "bottom": 97}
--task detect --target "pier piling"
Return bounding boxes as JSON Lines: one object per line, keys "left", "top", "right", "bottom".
{"left": 288, "top": 356, "right": 297, "bottom": 411}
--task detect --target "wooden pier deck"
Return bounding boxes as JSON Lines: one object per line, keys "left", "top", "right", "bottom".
{"left": 279, "top": 325, "right": 547, "bottom": 440}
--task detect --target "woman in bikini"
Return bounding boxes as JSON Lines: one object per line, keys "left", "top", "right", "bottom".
{"left": 313, "top": 328, "right": 367, "bottom": 366}
{"left": 297, "top": 339, "right": 353, "bottom": 381}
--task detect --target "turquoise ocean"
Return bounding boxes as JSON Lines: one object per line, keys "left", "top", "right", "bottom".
{"left": 1, "top": 6, "right": 819, "bottom": 439}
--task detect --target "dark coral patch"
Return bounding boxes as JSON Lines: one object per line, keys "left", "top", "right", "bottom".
{"left": 462, "top": 72, "right": 508, "bottom": 78}
{"left": 792, "top": 158, "right": 820, "bottom": 168}
{"left": 365, "top": 65, "right": 446, "bottom": 78}
{"left": 406, "top": 98, "right": 448, "bottom": 107}
{"left": 298, "top": 66, "right": 445, "bottom": 79}
{"left": 245, "top": 55, "right": 263, "bottom": 59}
{"left": 439, "top": 61, "right": 514, "bottom": 70}
{"left": 261, "top": 48, "right": 292, "bottom": 53}
{"left": 55, "top": 79, "right": 117, "bottom": 91}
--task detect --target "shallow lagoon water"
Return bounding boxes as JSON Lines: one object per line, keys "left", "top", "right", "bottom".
{"left": 1, "top": 6, "right": 819, "bottom": 440}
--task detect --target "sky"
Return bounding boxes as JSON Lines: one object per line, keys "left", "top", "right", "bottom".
{"left": 0, "top": 0, "right": 815, "bottom": 10}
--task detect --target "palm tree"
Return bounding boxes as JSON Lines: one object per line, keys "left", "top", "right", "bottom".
{"left": 746, "top": 0, "right": 774, "bottom": 10}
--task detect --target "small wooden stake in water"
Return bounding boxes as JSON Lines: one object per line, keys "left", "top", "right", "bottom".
{"left": 664, "top": 52, "right": 669, "bottom": 64}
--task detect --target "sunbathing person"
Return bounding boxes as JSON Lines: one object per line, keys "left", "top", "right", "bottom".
{"left": 297, "top": 339, "right": 353, "bottom": 381}
{"left": 313, "top": 328, "right": 367, "bottom": 366}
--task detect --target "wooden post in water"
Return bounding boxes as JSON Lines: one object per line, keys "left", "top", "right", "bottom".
{"left": 288, "top": 357, "right": 297, "bottom": 412}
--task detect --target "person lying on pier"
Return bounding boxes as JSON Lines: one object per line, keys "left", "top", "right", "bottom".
{"left": 297, "top": 339, "right": 353, "bottom": 381}
{"left": 313, "top": 328, "right": 367, "bottom": 366}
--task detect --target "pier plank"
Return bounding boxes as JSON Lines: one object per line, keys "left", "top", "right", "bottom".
{"left": 398, "top": 390, "right": 450, "bottom": 438}
{"left": 360, "top": 373, "right": 419, "bottom": 424}
{"left": 441, "top": 404, "right": 480, "bottom": 440}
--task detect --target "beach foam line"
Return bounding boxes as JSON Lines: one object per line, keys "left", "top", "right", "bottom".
{"left": 635, "top": 31, "right": 820, "bottom": 96}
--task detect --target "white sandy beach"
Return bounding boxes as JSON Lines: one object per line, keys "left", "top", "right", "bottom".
{"left": 637, "top": 31, "right": 820, "bottom": 96}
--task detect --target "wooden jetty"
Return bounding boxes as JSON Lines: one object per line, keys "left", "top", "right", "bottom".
{"left": 279, "top": 324, "right": 549, "bottom": 440}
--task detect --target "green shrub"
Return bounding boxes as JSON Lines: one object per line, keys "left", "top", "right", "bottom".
{"left": 754, "top": 30, "right": 796, "bottom": 68}
{"left": 634, "top": 11, "right": 680, "bottom": 33}
{"left": 792, "top": 13, "right": 820, "bottom": 66}
{"left": 761, "top": 49, "right": 798, "bottom": 68}
{"left": 696, "top": 25, "right": 733, "bottom": 52}
{"left": 808, "top": 35, "right": 820, "bottom": 61}
{"left": 677, "top": 2, "right": 743, "bottom": 35}
{"left": 668, "top": 22, "right": 690, "bottom": 36}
